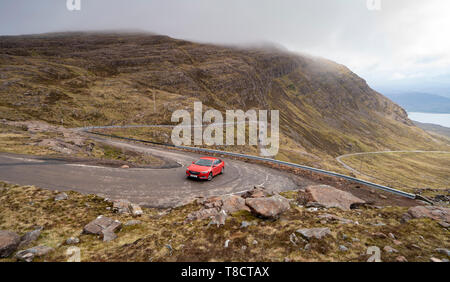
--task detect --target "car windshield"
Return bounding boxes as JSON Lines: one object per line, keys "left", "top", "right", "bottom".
{"left": 194, "top": 159, "right": 213, "bottom": 166}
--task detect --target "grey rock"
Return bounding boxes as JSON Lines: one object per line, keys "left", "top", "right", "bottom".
{"left": 18, "top": 226, "right": 43, "bottom": 248}
{"left": 0, "top": 230, "right": 21, "bottom": 258}
{"left": 339, "top": 245, "right": 348, "bottom": 252}
{"left": 15, "top": 245, "right": 54, "bottom": 262}
{"left": 54, "top": 192, "right": 68, "bottom": 201}
{"left": 208, "top": 210, "right": 227, "bottom": 227}
{"left": 65, "top": 237, "right": 80, "bottom": 245}
{"left": 435, "top": 248, "right": 450, "bottom": 257}
{"left": 383, "top": 245, "right": 398, "bottom": 253}
{"left": 83, "top": 215, "right": 122, "bottom": 241}
{"left": 245, "top": 194, "right": 290, "bottom": 219}
{"left": 296, "top": 227, "right": 331, "bottom": 240}
{"left": 124, "top": 220, "right": 142, "bottom": 226}
{"left": 240, "top": 221, "right": 251, "bottom": 228}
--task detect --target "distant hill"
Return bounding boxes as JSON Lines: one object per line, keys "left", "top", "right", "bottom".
{"left": 413, "top": 121, "right": 450, "bottom": 139}
{"left": 385, "top": 92, "right": 450, "bottom": 114}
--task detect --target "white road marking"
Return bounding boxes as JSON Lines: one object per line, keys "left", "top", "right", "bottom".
{"left": 2, "top": 156, "right": 45, "bottom": 163}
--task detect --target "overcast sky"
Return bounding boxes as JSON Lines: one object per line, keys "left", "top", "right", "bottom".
{"left": 1, "top": 0, "right": 449, "bottom": 96}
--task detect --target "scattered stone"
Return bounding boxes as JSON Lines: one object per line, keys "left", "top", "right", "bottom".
{"left": 240, "top": 221, "right": 251, "bottom": 228}
{"left": 339, "top": 245, "right": 348, "bottom": 252}
{"left": 224, "top": 239, "right": 230, "bottom": 248}
{"left": 383, "top": 245, "right": 398, "bottom": 253}
{"left": 402, "top": 206, "right": 450, "bottom": 226}
{"left": 304, "top": 244, "right": 311, "bottom": 251}
{"left": 102, "top": 229, "right": 117, "bottom": 242}
{"left": 124, "top": 220, "right": 142, "bottom": 226}
{"left": 83, "top": 215, "right": 122, "bottom": 242}
{"left": 120, "top": 165, "right": 130, "bottom": 169}
{"left": 430, "top": 257, "right": 442, "bottom": 262}
{"left": 352, "top": 238, "right": 360, "bottom": 242}
{"left": 393, "top": 240, "right": 403, "bottom": 246}
{"left": 372, "top": 232, "right": 387, "bottom": 239}
{"left": 0, "top": 230, "right": 20, "bottom": 258}
{"left": 289, "top": 233, "right": 299, "bottom": 246}
{"left": 112, "top": 199, "right": 132, "bottom": 214}
{"left": 301, "top": 185, "right": 365, "bottom": 210}
{"left": 65, "top": 237, "right": 80, "bottom": 245}
{"left": 388, "top": 233, "right": 396, "bottom": 239}
{"left": 379, "top": 194, "right": 387, "bottom": 199}
{"left": 54, "top": 192, "right": 68, "bottom": 201}
{"left": 296, "top": 227, "right": 331, "bottom": 240}
{"left": 18, "top": 226, "right": 43, "bottom": 248}
{"left": 245, "top": 194, "right": 290, "bottom": 219}
{"left": 396, "top": 256, "right": 408, "bottom": 262}
{"left": 15, "top": 245, "right": 54, "bottom": 262}
{"left": 252, "top": 240, "right": 258, "bottom": 245}
{"left": 166, "top": 244, "right": 173, "bottom": 256}
{"left": 208, "top": 210, "right": 227, "bottom": 227}
{"left": 435, "top": 248, "right": 450, "bottom": 257}
{"left": 130, "top": 203, "right": 143, "bottom": 217}
{"left": 241, "top": 245, "right": 247, "bottom": 251}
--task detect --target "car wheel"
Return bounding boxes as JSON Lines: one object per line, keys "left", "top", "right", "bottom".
{"left": 207, "top": 172, "right": 213, "bottom": 181}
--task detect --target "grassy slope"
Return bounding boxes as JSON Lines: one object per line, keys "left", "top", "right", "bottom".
{"left": 0, "top": 182, "right": 448, "bottom": 262}
{"left": 340, "top": 152, "right": 450, "bottom": 194}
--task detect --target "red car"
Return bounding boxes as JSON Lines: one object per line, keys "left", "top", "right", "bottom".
{"left": 186, "top": 157, "right": 225, "bottom": 180}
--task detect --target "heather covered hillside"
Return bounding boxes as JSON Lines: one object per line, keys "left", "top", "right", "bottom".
{"left": 0, "top": 32, "right": 448, "bottom": 169}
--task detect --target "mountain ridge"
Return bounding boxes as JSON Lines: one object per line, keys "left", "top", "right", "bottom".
{"left": 0, "top": 31, "right": 447, "bottom": 169}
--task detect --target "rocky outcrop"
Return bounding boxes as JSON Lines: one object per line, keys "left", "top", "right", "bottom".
{"left": 245, "top": 194, "right": 290, "bottom": 219}
{"left": 402, "top": 206, "right": 450, "bottom": 227}
{"left": 299, "top": 185, "right": 365, "bottom": 210}
{"left": 0, "top": 230, "right": 21, "bottom": 258}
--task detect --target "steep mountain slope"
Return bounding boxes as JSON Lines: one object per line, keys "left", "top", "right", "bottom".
{"left": 0, "top": 32, "right": 447, "bottom": 169}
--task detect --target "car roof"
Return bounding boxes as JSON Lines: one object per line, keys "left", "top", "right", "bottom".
{"left": 199, "top": 157, "right": 218, "bottom": 160}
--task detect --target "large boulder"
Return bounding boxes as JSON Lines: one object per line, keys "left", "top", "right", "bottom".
{"left": 301, "top": 185, "right": 365, "bottom": 210}
{"left": 245, "top": 194, "right": 290, "bottom": 219}
{"left": 403, "top": 206, "right": 450, "bottom": 227}
{"left": 0, "top": 230, "right": 20, "bottom": 258}
{"left": 221, "top": 195, "right": 250, "bottom": 213}
{"left": 83, "top": 215, "right": 122, "bottom": 242}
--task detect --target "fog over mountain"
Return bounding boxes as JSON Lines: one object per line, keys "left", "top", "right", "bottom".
{"left": 1, "top": 0, "right": 449, "bottom": 96}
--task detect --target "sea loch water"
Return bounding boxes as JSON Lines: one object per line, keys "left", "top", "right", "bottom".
{"left": 408, "top": 112, "right": 450, "bottom": 128}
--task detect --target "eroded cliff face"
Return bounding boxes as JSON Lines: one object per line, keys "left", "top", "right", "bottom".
{"left": 0, "top": 32, "right": 437, "bottom": 159}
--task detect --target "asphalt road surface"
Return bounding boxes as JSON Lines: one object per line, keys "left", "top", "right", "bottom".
{"left": 0, "top": 137, "right": 309, "bottom": 208}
